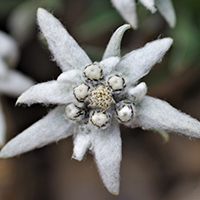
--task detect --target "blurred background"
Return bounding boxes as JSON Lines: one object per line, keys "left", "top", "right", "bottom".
{"left": 1, "top": 0, "right": 200, "bottom": 199}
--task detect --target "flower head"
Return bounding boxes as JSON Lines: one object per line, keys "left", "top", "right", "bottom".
{"left": 0, "top": 31, "right": 34, "bottom": 146}
{"left": 1, "top": 8, "right": 200, "bottom": 195}
{"left": 111, "top": 0, "right": 176, "bottom": 29}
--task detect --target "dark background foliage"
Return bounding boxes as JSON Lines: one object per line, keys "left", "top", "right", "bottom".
{"left": 1, "top": 0, "right": 200, "bottom": 199}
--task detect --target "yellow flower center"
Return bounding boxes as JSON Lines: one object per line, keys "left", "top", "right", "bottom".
{"left": 89, "top": 85, "right": 114, "bottom": 110}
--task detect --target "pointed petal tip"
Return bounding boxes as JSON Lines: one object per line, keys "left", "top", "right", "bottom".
{"left": 161, "top": 37, "right": 173, "bottom": 48}
{"left": 37, "top": 7, "right": 45, "bottom": 15}
{"left": 123, "top": 24, "right": 131, "bottom": 29}
{"left": 71, "top": 155, "right": 82, "bottom": 161}
{"left": 108, "top": 189, "right": 119, "bottom": 195}
{"left": 0, "top": 147, "right": 14, "bottom": 159}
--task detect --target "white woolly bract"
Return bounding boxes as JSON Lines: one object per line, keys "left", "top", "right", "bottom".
{"left": 91, "top": 120, "right": 121, "bottom": 195}
{"left": 111, "top": 0, "right": 176, "bottom": 28}
{"left": 98, "top": 57, "right": 120, "bottom": 77}
{"left": 0, "top": 101, "right": 6, "bottom": 146}
{"left": 0, "top": 58, "right": 8, "bottom": 77}
{"left": 72, "top": 130, "right": 91, "bottom": 161}
{"left": 111, "top": 0, "right": 138, "bottom": 29}
{"left": 131, "top": 96, "right": 200, "bottom": 138}
{"left": 103, "top": 24, "right": 131, "bottom": 59}
{"left": 128, "top": 82, "right": 147, "bottom": 103}
{"left": 57, "top": 70, "right": 82, "bottom": 84}
{"left": 139, "top": 0, "right": 156, "bottom": 13}
{"left": 0, "top": 106, "right": 74, "bottom": 158}
{"left": 0, "top": 69, "right": 34, "bottom": 97}
{"left": 16, "top": 80, "right": 75, "bottom": 106}
{"left": 0, "top": 31, "right": 19, "bottom": 68}
{"left": 37, "top": 8, "right": 92, "bottom": 72}
{"left": 115, "top": 38, "right": 173, "bottom": 85}
{"left": 155, "top": 0, "right": 176, "bottom": 28}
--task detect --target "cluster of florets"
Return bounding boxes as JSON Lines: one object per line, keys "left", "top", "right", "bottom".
{"left": 65, "top": 64, "right": 134, "bottom": 128}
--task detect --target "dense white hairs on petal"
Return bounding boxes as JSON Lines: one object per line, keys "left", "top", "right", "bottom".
{"left": 116, "top": 38, "right": 173, "bottom": 85}
{"left": 155, "top": 0, "right": 176, "bottom": 28}
{"left": 139, "top": 0, "right": 156, "bottom": 13}
{"left": 131, "top": 96, "right": 200, "bottom": 138}
{"left": 72, "top": 125, "right": 91, "bottom": 161}
{"left": 0, "top": 70, "right": 34, "bottom": 97}
{"left": 16, "top": 80, "right": 75, "bottom": 106}
{"left": 0, "top": 101, "right": 6, "bottom": 146}
{"left": 103, "top": 24, "right": 131, "bottom": 59}
{"left": 0, "top": 106, "right": 74, "bottom": 158}
{"left": 0, "top": 58, "right": 8, "bottom": 77}
{"left": 111, "top": 0, "right": 138, "bottom": 29}
{"left": 57, "top": 70, "right": 82, "bottom": 84}
{"left": 91, "top": 120, "right": 122, "bottom": 195}
{"left": 98, "top": 57, "right": 120, "bottom": 77}
{"left": 37, "top": 8, "right": 92, "bottom": 72}
{"left": 0, "top": 31, "right": 19, "bottom": 68}
{"left": 128, "top": 82, "right": 147, "bottom": 103}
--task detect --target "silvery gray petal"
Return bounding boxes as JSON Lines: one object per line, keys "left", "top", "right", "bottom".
{"left": 37, "top": 8, "right": 92, "bottom": 72}
{"left": 0, "top": 70, "right": 34, "bottom": 97}
{"left": 0, "top": 106, "right": 74, "bottom": 158}
{"left": 116, "top": 38, "right": 173, "bottom": 85}
{"left": 98, "top": 56, "right": 120, "bottom": 77}
{"left": 103, "top": 24, "right": 131, "bottom": 59}
{"left": 72, "top": 124, "right": 91, "bottom": 161}
{"left": 131, "top": 96, "right": 200, "bottom": 138}
{"left": 155, "top": 0, "right": 176, "bottom": 28}
{"left": 91, "top": 120, "right": 121, "bottom": 195}
{"left": 128, "top": 82, "right": 147, "bottom": 103}
{"left": 57, "top": 70, "right": 82, "bottom": 84}
{"left": 0, "top": 58, "right": 8, "bottom": 77}
{"left": 0, "top": 31, "right": 19, "bottom": 68}
{"left": 139, "top": 0, "right": 156, "bottom": 13}
{"left": 0, "top": 100, "right": 6, "bottom": 146}
{"left": 16, "top": 80, "right": 75, "bottom": 106}
{"left": 111, "top": 0, "right": 138, "bottom": 29}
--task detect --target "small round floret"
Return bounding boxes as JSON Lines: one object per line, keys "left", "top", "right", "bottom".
{"left": 108, "top": 75, "right": 125, "bottom": 91}
{"left": 84, "top": 64, "right": 102, "bottom": 80}
{"left": 65, "top": 103, "right": 81, "bottom": 120}
{"left": 73, "top": 84, "right": 89, "bottom": 101}
{"left": 89, "top": 85, "right": 114, "bottom": 110}
{"left": 116, "top": 104, "right": 134, "bottom": 122}
{"left": 91, "top": 111, "right": 109, "bottom": 128}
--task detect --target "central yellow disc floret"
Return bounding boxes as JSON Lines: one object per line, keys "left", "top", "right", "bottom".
{"left": 89, "top": 85, "right": 114, "bottom": 110}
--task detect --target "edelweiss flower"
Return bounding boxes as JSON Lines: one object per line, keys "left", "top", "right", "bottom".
{"left": 111, "top": 0, "right": 176, "bottom": 29}
{"left": 0, "top": 31, "right": 34, "bottom": 146}
{"left": 1, "top": 8, "right": 200, "bottom": 195}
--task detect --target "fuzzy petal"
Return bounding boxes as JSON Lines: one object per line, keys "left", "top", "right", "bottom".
{"left": 156, "top": 0, "right": 176, "bottom": 28}
{"left": 98, "top": 56, "right": 120, "bottom": 77}
{"left": 57, "top": 70, "right": 82, "bottom": 84}
{"left": 0, "top": 100, "right": 6, "bottom": 146}
{"left": 0, "top": 31, "right": 19, "bottom": 68}
{"left": 128, "top": 82, "right": 147, "bottom": 103}
{"left": 37, "top": 8, "right": 92, "bottom": 71}
{"left": 72, "top": 124, "right": 91, "bottom": 161}
{"left": 91, "top": 121, "right": 121, "bottom": 195}
{"left": 111, "top": 0, "right": 138, "bottom": 29}
{"left": 0, "top": 69, "right": 34, "bottom": 97}
{"left": 16, "top": 80, "right": 75, "bottom": 106}
{"left": 103, "top": 24, "right": 131, "bottom": 59}
{"left": 0, "top": 106, "right": 74, "bottom": 158}
{"left": 0, "top": 59, "right": 8, "bottom": 78}
{"left": 116, "top": 38, "right": 173, "bottom": 85}
{"left": 139, "top": 0, "right": 156, "bottom": 13}
{"left": 131, "top": 96, "right": 200, "bottom": 138}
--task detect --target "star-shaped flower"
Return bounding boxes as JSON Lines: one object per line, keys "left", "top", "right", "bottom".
{"left": 0, "top": 31, "right": 34, "bottom": 146}
{"left": 111, "top": 0, "right": 176, "bottom": 29}
{"left": 1, "top": 8, "right": 200, "bottom": 195}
